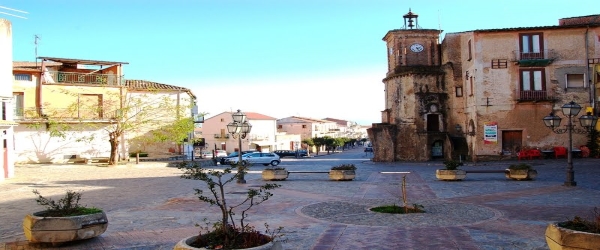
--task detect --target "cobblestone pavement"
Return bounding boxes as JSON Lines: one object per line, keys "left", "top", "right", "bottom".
{"left": 1, "top": 149, "right": 599, "bottom": 250}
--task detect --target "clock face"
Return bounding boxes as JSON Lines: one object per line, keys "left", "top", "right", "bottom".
{"left": 410, "top": 43, "right": 424, "bottom": 53}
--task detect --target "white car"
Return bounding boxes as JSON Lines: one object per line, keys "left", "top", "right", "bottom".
{"left": 228, "top": 152, "right": 281, "bottom": 166}
{"left": 215, "top": 150, "right": 228, "bottom": 158}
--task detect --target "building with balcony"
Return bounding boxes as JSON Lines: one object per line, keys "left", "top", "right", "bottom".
{"left": 277, "top": 116, "right": 339, "bottom": 140}
{"left": 202, "top": 111, "right": 277, "bottom": 154}
{"left": 369, "top": 11, "right": 600, "bottom": 162}
{"left": 12, "top": 57, "right": 197, "bottom": 163}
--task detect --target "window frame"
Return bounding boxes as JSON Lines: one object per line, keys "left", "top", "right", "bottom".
{"left": 14, "top": 74, "right": 32, "bottom": 81}
{"left": 565, "top": 73, "right": 586, "bottom": 88}
{"left": 520, "top": 68, "right": 546, "bottom": 92}
{"left": 519, "top": 32, "right": 544, "bottom": 60}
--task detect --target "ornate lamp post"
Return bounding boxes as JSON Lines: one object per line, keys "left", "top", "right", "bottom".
{"left": 226, "top": 110, "right": 252, "bottom": 184}
{"left": 542, "top": 101, "right": 598, "bottom": 187}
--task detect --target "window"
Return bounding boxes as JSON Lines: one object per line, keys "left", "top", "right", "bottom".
{"left": 455, "top": 86, "right": 463, "bottom": 97}
{"left": 14, "top": 74, "right": 32, "bottom": 81}
{"left": 566, "top": 74, "right": 585, "bottom": 88}
{"left": 491, "top": 59, "right": 508, "bottom": 69}
{"left": 277, "top": 125, "right": 282, "bottom": 129}
{"left": 13, "top": 92, "right": 24, "bottom": 118}
{"left": 469, "top": 76, "right": 474, "bottom": 96}
{"left": 519, "top": 33, "right": 544, "bottom": 60}
{"left": 220, "top": 118, "right": 224, "bottom": 122}
{"left": 520, "top": 69, "right": 547, "bottom": 100}
{"left": 467, "top": 40, "right": 472, "bottom": 61}
{"left": 302, "top": 125, "right": 307, "bottom": 129}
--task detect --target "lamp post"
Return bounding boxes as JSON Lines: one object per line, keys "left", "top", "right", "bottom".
{"left": 226, "top": 109, "right": 252, "bottom": 184}
{"left": 542, "top": 101, "right": 598, "bottom": 187}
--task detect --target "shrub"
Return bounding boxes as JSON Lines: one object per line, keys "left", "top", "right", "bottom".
{"left": 443, "top": 160, "right": 463, "bottom": 170}
{"left": 508, "top": 163, "right": 532, "bottom": 170}
{"left": 559, "top": 207, "right": 600, "bottom": 234}
{"left": 32, "top": 189, "right": 102, "bottom": 217}
{"left": 331, "top": 164, "right": 357, "bottom": 170}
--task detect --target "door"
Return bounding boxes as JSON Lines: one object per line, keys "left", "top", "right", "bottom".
{"left": 502, "top": 131, "right": 522, "bottom": 156}
{"left": 431, "top": 140, "right": 443, "bottom": 158}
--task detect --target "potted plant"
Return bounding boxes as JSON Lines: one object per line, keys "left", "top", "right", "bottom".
{"left": 505, "top": 163, "right": 537, "bottom": 180}
{"left": 175, "top": 162, "right": 284, "bottom": 249}
{"left": 545, "top": 207, "right": 600, "bottom": 250}
{"left": 329, "top": 164, "right": 356, "bottom": 181}
{"left": 22, "top": 190, "right": 108, "bottom": 245}
{"left": 435, "top": 159, "right": 466, "bottom": 181}
{"left": 262, "top": 167, "right": 288, "bottom": 181}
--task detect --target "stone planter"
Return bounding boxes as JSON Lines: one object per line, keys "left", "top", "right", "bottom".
{"left": 329, "top": 170, "right": 356, "bottom": 181}
{"left": 261, "top": 169, "right": 288, "bottom": 181}
{"left": 23, "top": 211, "right": 108, "bottom": 244}
{"left": 545, "top": 222, "right": 600, "bottom": 250}
{"left": 174, "top": 235, "right": 278, "bottom": 250}
{"left": 435, "top": 169, "right": 466, "bottom": 181}
{"left": 505, "top": 169, "right": 537, "bottom": 180}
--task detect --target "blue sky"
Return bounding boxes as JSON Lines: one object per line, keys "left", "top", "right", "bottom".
{"left": 3, "top": 0, "right": 597, "bottom": 125}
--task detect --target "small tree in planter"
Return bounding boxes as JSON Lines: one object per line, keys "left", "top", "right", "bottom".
{"left": 329, "top": 164, "right": 357, "bottom": 181}
{"left": 505, "top": 163, "right": 537, "bottom": 180}
{"left": 435, "top": 160, "right": 466, "bottom": 181}
{"left": 176, "top": 162, "right": 284, "bottom": 249}
{"left": 545, "top": 207, "right": 600, "bottom": 250}
{"left": 23, "top": 190, "right": 108, "bottom": 245}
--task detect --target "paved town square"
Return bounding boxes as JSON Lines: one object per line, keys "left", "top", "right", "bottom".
{"left": 1, "top": 148, "right": 599, "bottom": 250}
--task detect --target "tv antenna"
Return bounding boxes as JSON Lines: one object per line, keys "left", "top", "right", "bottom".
{"left": 0, "top": 5, "right": 28, "bottom": 19}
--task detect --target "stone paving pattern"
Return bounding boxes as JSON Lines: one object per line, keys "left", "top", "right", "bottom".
{"left": 1, "top": 148, "right": 599, "bottom": 249}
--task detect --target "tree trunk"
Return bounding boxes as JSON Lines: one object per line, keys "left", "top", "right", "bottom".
{"left": 108, "top": 131, "right": 120, "bottom": 165}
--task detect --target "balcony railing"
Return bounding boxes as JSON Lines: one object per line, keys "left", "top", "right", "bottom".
{"left": 44, "top": 71, "right": 124, "bottom": 86}
{"left": 516, "top": 90, "right": 556, "bottom": 102}
{"left": 13, "top": 107, "right": 119, "bottom": 121}
{"left": 512, "top": 49, "right": 557, "bottom": 66}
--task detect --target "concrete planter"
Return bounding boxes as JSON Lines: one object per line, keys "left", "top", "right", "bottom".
{"left": 435, "top": 169, "right": 466, "bottom": 181}
{"left": 23, "top": 211, "right": 108, "bottom": 244}
{"left": 505, "top": 169, "right": 537, "bottom": 180}
{"left": 174, "top": 235, "right": 277, "bottom": 250}
{"left": 545, "top": 222, "right": 600, "bottom": 250}
{"left": 329, "top": 170, "right": 356, "bottom": 181}
{"left": 261, "top": 169, "right": 288, "bottom": 181}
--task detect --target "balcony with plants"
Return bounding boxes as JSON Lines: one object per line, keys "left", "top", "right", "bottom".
{"left": 512, "top": 49, "right": 557, "bottom": 67}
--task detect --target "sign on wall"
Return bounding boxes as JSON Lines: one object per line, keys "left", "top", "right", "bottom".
{"left": 484, "top": 122, "right": 498, "bottom": 144}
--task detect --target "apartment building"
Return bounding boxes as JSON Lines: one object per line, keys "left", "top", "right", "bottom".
{"left": 369, "top": 11, "right": 600, "bottom": 162}
{"left": 277, "top": 116, "right": 339, "bottom": 141}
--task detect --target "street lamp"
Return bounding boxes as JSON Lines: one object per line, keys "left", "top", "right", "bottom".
{"left": 226, "top": 109, "right": 252, "bottom": 184}
{"left": 542, "top": 101, "right": 598, "bottom": 187}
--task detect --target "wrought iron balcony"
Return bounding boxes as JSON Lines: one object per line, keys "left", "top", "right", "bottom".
{"left": 13, "top": 107, "right": 119, "bottom": 122}
{"left": 512, "top": 49, "right": 557, "bottom": 67}
{"left": 44, "top": 71, "right": 124, "bottom": 86}
{"left": 515, "top": 90, "right": 556, "bottom": 102}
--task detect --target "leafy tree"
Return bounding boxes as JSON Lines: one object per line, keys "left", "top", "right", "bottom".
{"left": 30, "top": 87, "right": 195, "bottom": 165}
{"left": 312, "top": 137, "right": 326, "bottom": 155}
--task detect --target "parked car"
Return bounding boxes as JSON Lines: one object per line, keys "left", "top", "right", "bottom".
{"left": 274, "top": 150, "right": 308, "bottom": 158}
{"left": 201, "top": 150, "right": 213, "bottom": 159}
{"left": 220, "top": 150, "right": 258, "bottom": 165}
{"left": 215, "top": 150, "right": 228, "bottom": 158}
{"left": 228, "top": 152, "right": 281, "bottom": 166}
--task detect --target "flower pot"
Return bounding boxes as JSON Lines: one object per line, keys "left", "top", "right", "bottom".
{"left": 545, "top": 222, "right": 600, "bottom": 250}
{"left": 329, "top": 170, "right": 356, "bottom": 181}
{"left": 505, "top": 169, "right": 537, "bottom": 180}
{"left": 173, "top": 235, "right": 278, "bottom": 250}
{"left": 262, "top": 169, "right": 289, "bottom": 181}
{"left": 23, "top": 211, "right": 108, "bottom": 244}
{"left": 435, "top": 169, "right": 466, "bottom": 181}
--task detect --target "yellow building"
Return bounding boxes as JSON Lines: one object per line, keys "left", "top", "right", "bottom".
{"left": 12, "top": 57, "right": 197, "bottom": 164}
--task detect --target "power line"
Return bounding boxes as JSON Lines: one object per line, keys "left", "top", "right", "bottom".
{"left": 0, "top": 5, "right": 28, "bottom": 19}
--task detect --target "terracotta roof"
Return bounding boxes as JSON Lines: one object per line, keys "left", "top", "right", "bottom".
{"left": 209, "top": 111, "right": 277, "bottom": 120}
{"left": 38, "top": 57, "right": 129, "bottom": 65}
{"left": 13, "top": 61, "right": 62, "bottom": 72}
{"left": 323, "top": 117, "right": 349, "bottom": 126}
{"left": 125, "top": 80, "right": 196, "bottom": 99}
